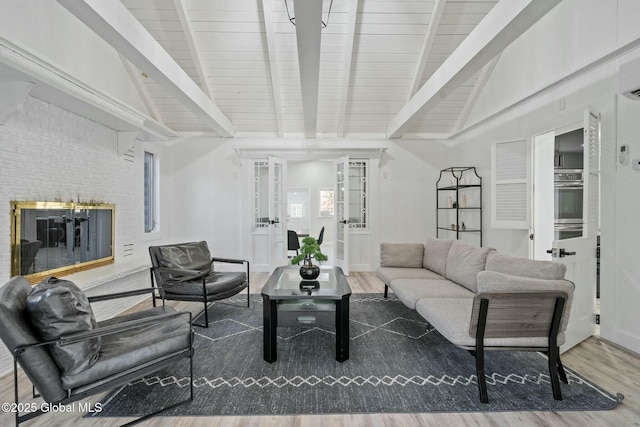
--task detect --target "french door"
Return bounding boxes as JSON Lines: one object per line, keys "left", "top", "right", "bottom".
{"left": 334, "top": 156, "right": 349, "bottom": 275}
{"left": 268, "top": 156, "right": 287, "bottom": 271}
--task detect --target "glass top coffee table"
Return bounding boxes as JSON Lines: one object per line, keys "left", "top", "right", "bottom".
{"left": 261, "top": 266, "right": 352, "bottom": 363}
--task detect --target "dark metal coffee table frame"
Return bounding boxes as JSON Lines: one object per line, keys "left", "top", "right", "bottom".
{"left": 261, "top": 266, "right": 351, "bottom": 363}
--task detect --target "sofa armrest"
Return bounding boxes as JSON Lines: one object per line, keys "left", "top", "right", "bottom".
{"left": 380, "top": 243, "right": 424, "bottom": 268}
{"left": 476, "top": 270, "right": 575, "bottom": 332}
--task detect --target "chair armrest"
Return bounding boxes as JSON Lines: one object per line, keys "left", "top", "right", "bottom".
{"left": 14, "top": 310, "right": 192, "bottom": 353}
{"left": 211, "top": 257, "right": 248, "bottom": 265}
{"left": 88, "top": 287, "right": 159, "bottom": 303}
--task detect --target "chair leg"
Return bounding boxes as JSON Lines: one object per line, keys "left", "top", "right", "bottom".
{"left": 476, "top": 299, "right": 489, "bottom": 403}
{"left": 476, "top": 347, "right": 489, "bottom": 403}
{"left": 548, "top": 346, "right": 563, "bottom": 400}
{"left": 557, "top": 353, "right": 568, "bottom": 384}
{"left": 384, "top": 284, "right": 389, "bottom": 299}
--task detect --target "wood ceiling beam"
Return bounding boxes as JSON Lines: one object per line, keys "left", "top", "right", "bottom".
{"left": 386, "top": 0, "right": 561, "bottom": 139}
{"left": 57, "top": 0, "right": 235, "bottom": 137}
{"left": 407, "top": 0, "right": 446, "bottom": 100}
{"left": 119, "top": 55, "right": 162, "bottom": 123}
{"left": 337, "top": 0, "right": 359, "bottom": 138}
{"left": 454, "top": 53, "right": 501, "bottom": 133}
{"left": 293, "top": 0, "right": 323, "bottom": 138}
{"left": 261, "top": 0, "right": 284, "bottom": 137}
{"left": 173, "top": 0, "right": 212, "bottom": 99}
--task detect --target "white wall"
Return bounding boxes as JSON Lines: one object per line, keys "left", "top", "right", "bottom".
{"left": 466, "top": 0, "right": 639, "bottom": 129}
{"left": 378, "top": 142, "right": 447, "bottom": 244}
{"left": 600, "top": 95, "right": 640, "bottom": 354}
{"left": 0, "top": 1, "right": 147, "bottom": 113}
{"left": 162, "top": 137, "right": 245, "bottom": 258}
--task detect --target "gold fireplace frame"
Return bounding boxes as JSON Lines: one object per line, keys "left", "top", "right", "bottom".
{"left": 11, "top": 201, "right": 115, "bottom": 284}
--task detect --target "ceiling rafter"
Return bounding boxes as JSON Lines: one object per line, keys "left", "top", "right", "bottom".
{"left": 337, "top": 0, "right": 359, "bottom": 138}
{"left": 293, "top": 0, "right": 323, "bottom": 138}
{"left": 261, "top": 0, "right": 284, "bottom": 137}
{"left": 57, "top": 0, "right": 235, "bottom": 137}
{"left": 454, "top": 53, "right": 501, "bottom": 133}
{"left": 386, "top": 0, "right": 561, "bottom": 139}
{"left": 172, "top": 0, "right": 212, "bottom": 99}
{"left": 407, "top": 0, "right": 447, "bottom": 101}
{"left": 119, "top": 54, "right": 162, "bottom": 122}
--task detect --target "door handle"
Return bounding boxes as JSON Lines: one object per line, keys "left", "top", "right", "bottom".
{"left": 547, "top": 248, "right": 576, "bottom": 257}
{"left": 269, "top": 219, "right": 279, "bottom": 225}
{"left": 339, "top": 220, "right": 348, "bottom": 224}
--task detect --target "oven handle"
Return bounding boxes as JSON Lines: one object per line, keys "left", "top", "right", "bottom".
{"left": 554, "top": 224, "right": 584, "bottom": 231}
{"left": 554, "top": 183, "right": 583, "bottom": 189}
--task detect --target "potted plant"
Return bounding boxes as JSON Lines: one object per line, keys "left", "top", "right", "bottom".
{"left": 291, "top": 236, "right": 328, "bottom": 279}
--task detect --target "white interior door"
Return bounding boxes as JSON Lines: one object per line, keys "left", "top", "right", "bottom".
{"left": 334, "top": 156, "right": 349, "bottom": 275}
{"left": 552, "top": 110, "right": 599, "bottom": 352}
{"left": 532, "top": 131, "right": 555, "bottom": 260}
{"left": 269, "top": 156, "right": 287, "bottom": 271}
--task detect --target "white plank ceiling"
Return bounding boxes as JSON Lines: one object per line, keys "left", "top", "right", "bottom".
{"left": 56, "top": 0, "right": 562, "bottom": 140}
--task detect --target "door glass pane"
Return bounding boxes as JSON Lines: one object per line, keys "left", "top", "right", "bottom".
{"left": 254, "top": 161, "right": 269, "bottom": 228}
{"left": 348, "top": 160, "right": 367, "bottom": 229}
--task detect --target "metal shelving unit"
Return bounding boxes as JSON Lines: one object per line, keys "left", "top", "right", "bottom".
{"left": 436, "top": 167, "right": 483, "bottom": 246}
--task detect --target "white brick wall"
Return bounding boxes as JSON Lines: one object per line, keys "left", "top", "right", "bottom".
{"left": 0, "top": 96, "right": 148, "bottom": 375}
{"left": 0, "top": 96, "right": 145, "bottom": 283}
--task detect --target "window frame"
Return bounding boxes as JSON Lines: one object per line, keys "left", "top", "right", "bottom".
{"left": 144, "top": 150, "right": 159, "bottom": 233}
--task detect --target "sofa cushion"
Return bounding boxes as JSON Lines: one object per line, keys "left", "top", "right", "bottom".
{"left": 485, "top": 251, "right": 566, "bottom": 280}
{"left": 390, "top": 279, "right": 474, "bottom": 310}
{"left": 376, "top": 267, "right": 444, "bottom": 285}
{"left": 477, "top": 270, "right": 575, "bottom": 332}
{"left": 415, "top": 298, "right": 565, "bottom": 348}
{"left": 26, "top": 277, "right": 101, "bottom": 376}
{"left": 445, "top": 241, "right": 495, "bottom": 292}
{"left": 380, "top": 243, "right": 424, "bottom": 268}
{"left": 423, "top": 238, "right": 453, "bottom": 276}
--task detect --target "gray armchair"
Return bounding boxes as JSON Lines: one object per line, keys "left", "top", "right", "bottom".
{"left": 0, "top": 276, "right": 194, "bottom": 426}
{"left": 149, "top": 241, "right": 250, "bottom": 327}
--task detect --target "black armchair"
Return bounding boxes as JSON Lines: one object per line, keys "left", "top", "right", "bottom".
{"left": 0, "top": 276, "right": 193, "bottom": 426}
{"left": 149, "top": 241, "right": 250, "bottom": 328}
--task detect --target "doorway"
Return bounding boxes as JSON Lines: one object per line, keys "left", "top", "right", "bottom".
{"left": 244, "top": 152, "right": 379, "bottom": 273}
{"left": 531, "top": 110, "right": 600, "bottom": 352}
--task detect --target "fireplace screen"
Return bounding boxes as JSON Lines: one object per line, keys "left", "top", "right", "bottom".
{"left": 11, "top": 201, "right": 115, "bottom": 284}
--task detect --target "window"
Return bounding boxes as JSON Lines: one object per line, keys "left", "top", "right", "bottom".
{"left": 144, "top": 151, "right": 158, "bottom": 233}
{"left": 319, "top": 189, "right": 334, "bottom": 217}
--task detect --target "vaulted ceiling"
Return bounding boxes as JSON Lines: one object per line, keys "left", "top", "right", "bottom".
{"left": 19, "top": 0, "right": 562, "bottom": 140}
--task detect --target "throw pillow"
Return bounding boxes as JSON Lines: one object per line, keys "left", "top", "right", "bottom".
{"left": 445, "top": 240, "right": 495, "bottom": 292}
{"left": 423, "top": 238, "right": 453, "bottom": 276}
{"left": 26, "top": 277, "right": 101, "bottom": 375}
{"left": 380, "top": 243, "right": 424, "bottom": 268}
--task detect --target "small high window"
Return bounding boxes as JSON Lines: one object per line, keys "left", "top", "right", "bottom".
{"left": 144, "top": 151, "right": 158, "bottom": 233}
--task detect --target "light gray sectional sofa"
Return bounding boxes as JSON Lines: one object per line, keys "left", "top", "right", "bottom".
{"left": 376, "top": 238, "right": 575, "bottom": 403}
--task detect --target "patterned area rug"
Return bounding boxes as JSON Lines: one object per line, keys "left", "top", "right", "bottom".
{"left": 92, "top": 294, "right": 622, "bottom": 418}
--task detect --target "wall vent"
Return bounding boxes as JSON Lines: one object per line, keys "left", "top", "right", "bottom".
{"left": 619, "top": 57, "right": 640, "bottom": 100}
{"left": 122, "top": 243, "right": 135, "bottom": 257}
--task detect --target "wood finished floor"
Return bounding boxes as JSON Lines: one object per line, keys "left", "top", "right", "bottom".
{"left": 1, "top": 272, "right": 638, "bottom": 427}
